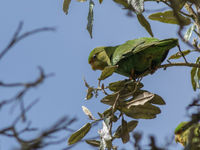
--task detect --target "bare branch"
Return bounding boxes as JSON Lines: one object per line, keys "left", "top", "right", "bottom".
{"left": 0, "top": 22, "right": 76, "bottom": 150}
{"left": 159, "top": 62, "right": 200, "bottom": 69}
{"left": 13, "top": 99, "right": 40, "bottom": 125}
{"left": 0, "top": 67, "right": 53, "bottom": 110}
{"left": 0, "top": 21, "right": 55, "bottom": 60}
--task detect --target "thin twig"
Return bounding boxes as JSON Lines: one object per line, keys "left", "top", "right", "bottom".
{"left": 112, "top": 93, "right": 120, "bottom": 114}
{"left": 158, "top": 62, "right": 200, "bottom": 69}
{"left": 0, "top": 21, "right": 55, "bottom": 60}
{"left": 12, "top": 99, "right": 40, "bottom": 125}
{"left": 194, "top": 29, "right": 200, "bottom": 38}
{"left": 177, "top": 44, "right": 188, "bottom": 63}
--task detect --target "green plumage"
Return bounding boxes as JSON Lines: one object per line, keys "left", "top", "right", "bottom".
{"left": 88, "top": 37, "right": 178, "bottom": 78}
{"left": 174, "top": 122, "right": 200, "bottom": 147}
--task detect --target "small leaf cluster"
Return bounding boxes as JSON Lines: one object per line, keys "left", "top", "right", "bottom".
{"left": 63, "top": 0, "right": 95, "bottom": 38}
{"left": 63, "top": 0, "right": 200, "bottom": 149}
{"left": 68, "top": 67, "right": 165, "bottom": 149}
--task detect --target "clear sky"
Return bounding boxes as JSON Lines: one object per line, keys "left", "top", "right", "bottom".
{"left": 0, "top": 0, "right": 198, "bottom": 150}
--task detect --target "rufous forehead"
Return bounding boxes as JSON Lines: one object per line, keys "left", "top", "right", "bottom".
{"left": 89, "top": 58, "right": 95, "bottom": 64}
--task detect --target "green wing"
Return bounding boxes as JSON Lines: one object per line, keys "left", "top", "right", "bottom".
{"left": 111, "top": 37, "right": 178, "bottom": 77}
{"left": 111, "top": 37, "right": 159, "bottom": 65}
{"left": 132, "top": 38, "right": 178, "bottom": 54}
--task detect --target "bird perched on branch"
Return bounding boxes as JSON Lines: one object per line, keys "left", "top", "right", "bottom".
{"left": 175, "top": 121, "right": 200, "bottom": 148}
{"left": 88, "top": 37, "right": 178, "bottom": 78}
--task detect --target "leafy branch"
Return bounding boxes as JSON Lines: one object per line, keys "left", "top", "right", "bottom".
{"left": 63, "top": 0, "right": 200, "bottom": 149}
{"left": 159, "top": 62, "right": 200, "bottom": 69}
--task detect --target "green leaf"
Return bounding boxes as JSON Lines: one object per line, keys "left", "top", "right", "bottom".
{"left": 63, "top": 0, "right": 71, "bottom": 15}
{"left": 113, "top": 0, "right": 130, "bottom": 8}
{"left": 108, "top": 80, "right": 127, "bottom": 92}
{"left": 191, "top": 66, "right": 197, "bottom": 91}
{"left": 83, "top": 78, "right": 90, "bottom": 88}
{"left": 113, "top": 0, "right": 144, "bottom": 14}
{"left": 107, "top": 81, "right": 143, "bottom": 104}
{"left": 85, "top": 140, "right": 100, "bottom": 147}
{"left": 101, "top": 107, "right": 113, "bottom": 117}
{"left": 108, "top": 80, "right": 143, "bottom": 92}
{"left": 171, "top": 0, "right": 187, "bottom": 10}
{"left": 137, "top": 14, "right": 154, "bottom": 37}
{"left": 101, "top": 93, "right": 118, "bottom": 105}
{"left": 191, "top": 57, "right": 200, "bottom": 91}
{"left": 87, "top": 0, "right": 94, "bottom": 38}
{"left": 114, "top": 120, "right": 138, "bottom": 138}
{"left": 99, "top": 108, "right": 118, "bottom": 122}
{"left": 121, "top": 103, "right": 161, "bottom": 119}
{"left": 168, "top": 50, "right": 191, "bottom": 60}
{"left": 184, "top": 24, "right": 196, "bottom": 41}
{"left": 127, "top": 120, "right": 138, "bottom": 132}
{"left": 68, "top": 123, "right": 91, "bottom": 145}
{"left": 196, "top": 67, "right": 200, "bottom": 89}
{"left": 125, "top": 91, "right": 155, "bottom": 109}
{"left": 98, "top": 66, "right": 118, "bottom": 81}
{"left": 83, "top": 78, "right": 94, "bottom": 100}
{"left": 194, "top": 67, "right": 200, "bottom": 90}
{"left": 85, "top": 87, "right": 94, "bottom": 100}
{"left": 178, "top": 0, "right": 187, "bottom": 10}
{"left": 148, "top": 10, "right": 191, "bottom": 26}
{"left": 130, "top": 90, "right": 165, "bottom": 105}
{"left": 149, "top": 94, "right": 166, "bottom": 105}
{"left": 121, "top": 118, "right": 130, "bottom": 143}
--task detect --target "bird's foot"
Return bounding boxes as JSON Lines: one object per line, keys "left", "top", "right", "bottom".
{"left": 129, "top": 69, "right": 136, "bottom": 81}
{"left": 150, "top": 67, "right": 158, "bottom": 74}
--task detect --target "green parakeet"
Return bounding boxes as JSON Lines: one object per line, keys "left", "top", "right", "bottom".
{"left": 88, "top": 37, "right": 178, "bottom": 78}
{"left": 174, "top": 122, "right": 200, "bottom": 148}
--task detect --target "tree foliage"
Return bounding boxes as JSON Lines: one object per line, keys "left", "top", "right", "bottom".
{"left": 64, "top": 0, "right": 200, "bottom": 149}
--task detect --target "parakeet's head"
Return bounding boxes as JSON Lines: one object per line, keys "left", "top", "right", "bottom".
{"left": 174, "top": 122, "right": 188, "bottom": 146}
{"left": 174, "top": 122, "right": 188, "bottom": 134}
{"left": 88, "top": 47, "right": 110, "bottom": 70}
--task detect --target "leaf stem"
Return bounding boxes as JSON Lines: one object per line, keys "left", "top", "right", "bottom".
{"left": 159, "top": 62, "right": 200, "bottom": 69}
{"left": 177, "top": 44, "right": 188, "bottom": 63}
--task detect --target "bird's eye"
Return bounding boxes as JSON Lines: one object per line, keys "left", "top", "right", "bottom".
{"left": 93, "top": 55, "right": 97, "bottom": 59}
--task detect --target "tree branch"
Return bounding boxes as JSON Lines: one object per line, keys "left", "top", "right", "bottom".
{"left": 0, "top": 21, "right": 55, "bottom": 60}
{"left": 158, "top": 62, "right": 200, "bottom": 69}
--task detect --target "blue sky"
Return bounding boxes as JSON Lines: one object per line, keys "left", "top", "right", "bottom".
{"left": 0, "top": 0, "right": 198, "bottom": 149}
